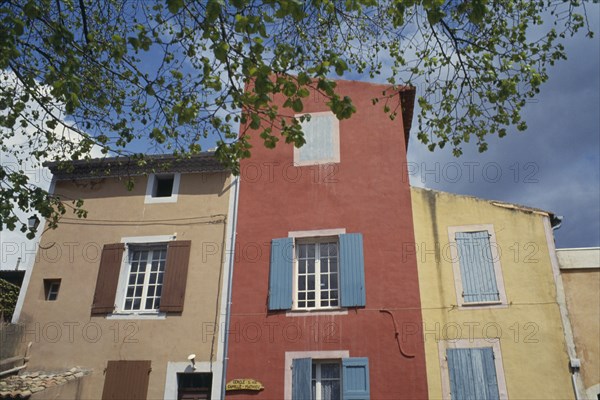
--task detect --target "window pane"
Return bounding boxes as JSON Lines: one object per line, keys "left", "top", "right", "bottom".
{"left": 320, "top": 258, "right": 329, "bottom": 273}
{"left": 330, "top": 259, "right": 337, "bottom": 272}
{"left": 299, "top": 276, "right": 306, "bottom": 290}
{"left": 145, "top": 298, "right": 153, "bottom": 310}
{"left": 307, "top": 244, "right": 315, "bottom": 258}
{"left": 299, "top": 244, "right": 307, "bottom": 258}
{"left": 299, "top": 260, "right": 306, "bottom": 274}
{"left": 321, "top": 363, "right": 340, "bottom": 378}
{"left": 307, "top": 259, "right": 315, "bottom": 274}
{"left": 330, "top": 274, "right": 338, "bottom": 289}
{"left": 320, "top": 243, "right": 329, "bottom": 256}
{"left": 329, "top": 243, "right": 337, "bottom": 256}
{"left": 322, "top": 381, "right": 340, "bottom": 400}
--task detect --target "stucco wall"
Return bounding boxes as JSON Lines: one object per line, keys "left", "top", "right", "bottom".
{"left": 411, "top": 187, "right": 573, "bottom": 400}
{"left": 226, "top": 80, "right": 428, "bottom": 399}
{"left": 558, "top": 248, "right": 600, "bottom": 399}
{"left": 15, "top": 172, "right": 231, "bottom": 399}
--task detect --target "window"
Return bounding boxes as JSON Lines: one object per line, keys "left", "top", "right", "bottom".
{"left": 439, "top": 340, "right": 508, "bottom": 400}
{"left": 91, "top": 239, "right": 191, "bottom": 316}
{"left": 294, "top": 112, "right": 340, "bottom": 166}
{"left": 291, "top": 357, "right": 370, "bottom": 400}
{"left": 154, "top": 175, "right": 175, "bottom": 197}
{"left": 177, "top": 372, "right": 212, "bottom": 400}
{"left": 448, "top": 225, "right": 507, "bottom": 307}
{"left": 268, "top": 233, "right": 365, "bottom": 311}
{"left": 145, "top": 173, "right": 181, "bottom": 203}
{"left": 447, "top": 348, "right": 499, "bottom": 400}
{"left": 44, "top": 279, "right": 61, "bottom": 301}
{"left": 312, "top": 361, "right": 341, "bottom": 400}
{"left": 296, "top": 239, "right": 339, "bottom": 309}
{"left": 123, "top": 246, "right": 167, "bottom": 312}
{"left": 102, "top": 360, "right": 151, "bottom": 400}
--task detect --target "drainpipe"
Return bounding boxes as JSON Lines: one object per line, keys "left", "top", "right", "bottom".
{"left": 544, "top": 216, "right": 584, "bottom": 400}
{"left": 219, "top": 175, "right": 240, "bottom": 400}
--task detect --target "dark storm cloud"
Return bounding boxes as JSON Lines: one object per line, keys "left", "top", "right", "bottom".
{"left": 407, "top": 9, "right": 600, "bottom": 248}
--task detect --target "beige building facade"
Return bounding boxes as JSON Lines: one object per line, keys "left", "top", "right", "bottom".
{"left": 12, "top": 154, "right": 236, "bottom": 399}
{"left": 557, "top": 247, "right": 600, "bottom": 400}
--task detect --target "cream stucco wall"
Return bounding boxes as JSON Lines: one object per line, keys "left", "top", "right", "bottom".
{"left": 16, "top": 172, "right": 232, "bottom": 399}
{"left": 411, "top": 187, "right": 574, "bottom": 400}
{"left": 558, "top": 248, "right": 600, "bottom": 399}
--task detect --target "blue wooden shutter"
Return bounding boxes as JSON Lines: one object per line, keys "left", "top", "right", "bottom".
{"left": 455, "top": 231, "right": 500, "bottom": 302}
{"left": 447, "top": 348, "right": 500, "bottom": 400}
{"left": 339, "top": 233, "right": 366, "bottom": 307}
{"left": 268, "top": 237, "right": 293, "bottom": 310}
{"left": 292, "top": 358, "right": 312, "bottom": 400}
{"left": 342, "top": 357, "right": 370, "bottom": 400}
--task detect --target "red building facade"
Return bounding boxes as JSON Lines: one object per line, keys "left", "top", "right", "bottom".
{"left": 225, "top": 79, "right": 428, "bottom": 399}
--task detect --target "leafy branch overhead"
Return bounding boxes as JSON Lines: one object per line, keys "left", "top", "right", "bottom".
{"left": 0, "top": 0, "right": 595, "bottom": 237}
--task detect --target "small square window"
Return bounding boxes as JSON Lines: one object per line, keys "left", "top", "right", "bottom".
{"left": 44, "top": 279, "right": 61, "bottom": 301}
{"left": 153, "top": 175, "right": 174, "bottom": 198}
{"left": 144, "top": 173, "right": 180, "bottom": 204}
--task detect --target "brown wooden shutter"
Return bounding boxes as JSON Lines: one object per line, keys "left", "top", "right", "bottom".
{"left": 91, "top": 243, "right": 125, "bottom": 315}
{"left": 159, "top": 240, "right": 192, "bottom": 313}
{"left": 102, "top": 360, "right": 151, "bottom": 400}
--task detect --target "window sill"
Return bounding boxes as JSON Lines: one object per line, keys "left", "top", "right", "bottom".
{"left": 458, "top": 301, "right": 508, "bottom": 310}
{"left": 286, "top": 308, "right": 348, "bottom": 317}
{"left": 106, "top": 312, "right": 167, "bottom": 320}
{"left": 144, "top": 195, "right": 178, "bottom": 204}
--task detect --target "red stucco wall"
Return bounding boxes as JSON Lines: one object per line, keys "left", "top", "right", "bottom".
{"left": 226, "top": 79, "right": 428, "bottom": 399}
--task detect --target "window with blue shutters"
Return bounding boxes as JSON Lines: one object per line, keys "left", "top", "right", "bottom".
{"left": 268, "top": 233, "right": 366, "bottom": 311}
{"left": 447, "top": 347, "right": 500, "bottom": 400}
{"left": 291, "top": 357, "right": 369, "bottom": 400}
{"left": 449, "top": 226, "right": 506, "bottom": 307}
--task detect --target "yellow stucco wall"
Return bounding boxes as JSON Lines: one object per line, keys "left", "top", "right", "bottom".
{"left": 17, "top": 172, "right": 232, "bottom": 399}
{"left": 411, "top": 187, "right": 574, "bottom": 400}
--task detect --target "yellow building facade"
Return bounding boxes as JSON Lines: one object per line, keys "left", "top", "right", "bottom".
{"left": 411, "top": 187, "right": 575, "bottom": 400}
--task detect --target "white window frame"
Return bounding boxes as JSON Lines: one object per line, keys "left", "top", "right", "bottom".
{"left": 312, "top": 360, "right": 342, "bottom": 400}
{"left": 122, "top": 246, "right": 167, "bottom": 312}
{"left": 438, "top": 339, "right": 508, "bottom": 400}
{"left": 293, "top": 111, "right": 340, "bottom": 166}
{"left": 447, "top": 224, "right": 507, "bottom": 309}
{"left": 144, "top": 173, "right": 181, "bottom": 204}
{"left": 288, "top": 229, "right": 346, "bottom": 314}
{"left": 293, "top": 237, "right": 340, "bottom": 311}
{"left": 284, "top": 350, "right": 349, "bottom": 400}
{"left": 110, "top": 234, "right": 176, "bottom": 318}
